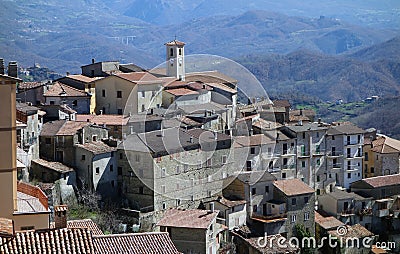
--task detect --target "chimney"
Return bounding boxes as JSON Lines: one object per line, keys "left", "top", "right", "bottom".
{"left": 54, "top": 205, "right": 68, "bottom": 229}
{"left": 318, "top": 118, "right": 321, "bottom": 124}
{"left": 210, "top": 202, "right": 215, "bottom": 212}
{"left": 99, "top": 109, "right": 103, "bottom": 115}
{"left": 298, "top": 120, "right": 303, "bottom": 126}
{"left": 0, "top": 58, "right": 4, "bottom": 75}
{"left": 66, "top": 72, "right": 70, "bottom": 76}
{"left": 8, "top": 61, "right": 18, "bottom": 78}
{"left": 189, "top": 136, "right": 193, "bottom": 143}
{"left": 92, "top": 58, "right": 95, "bottom": 64}
{"left": 299, "top": 109, "right": 303, "bottom": 116}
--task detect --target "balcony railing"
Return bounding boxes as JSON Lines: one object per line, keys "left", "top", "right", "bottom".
{"left": 357, "top": 208, "right": 372, "bottom": 216}
{"left": 327, "top": 151, "right": 343, "bottom": 157}
{"left": 374, "top": 209, "right": 390, "bottom": 217}
{"left": 282, "top": 164, "right": 296, "bottom": 170}
{"left": 340, "top": 209, "right": 355, "bottom": 216}
{"left": 252, "top": 212, "right": 287, "bottom": 222}
{"left": 298, "top": 151, "right": 311, "bottom": 157}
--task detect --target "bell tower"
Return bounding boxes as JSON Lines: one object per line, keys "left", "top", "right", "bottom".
{"left": 165, "top": 39, "right": 185, "bottom": 81}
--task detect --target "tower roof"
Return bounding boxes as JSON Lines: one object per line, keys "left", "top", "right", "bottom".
{"left": 165, "top": 40, "right": 185, "bottom": 46}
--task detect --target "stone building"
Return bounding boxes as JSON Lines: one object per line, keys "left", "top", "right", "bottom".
{"left": 75, "top": 141, "right": 118, "bottom": 198}
{"left": 318, "top": 190, "right": 373, "bottom": 230}
{"left": 17, "top": 81, "right": 49, "bottom": 105}
{"left": 272, "top": 179, "right": 315, "bottom": 238}
{"left": 94, "top": 72, "right": 163, "bottom": 115}
{"left": 326, "top": 123, "right": 365, "bottom": 190}
{"left": 280, "top": 122, "right": 329, "bottom": 195}
{"left": 119, "top": 127, "right": 235, "bottom": 213}
{"left": 39, "top": 120, "right": 108, "bottom": 167}
{"left": 157, "top": 208, "right": 227, "bottom": 254}
{"left": 76, "top": 114, "right": 130, "bottom": 140}
{"left": 43, "top": 82, "right": 91, "bottom": 114}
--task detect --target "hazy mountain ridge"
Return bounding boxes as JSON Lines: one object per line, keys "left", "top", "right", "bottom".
{"left": 238, "top": 36, "right": 400, "bottom": 102}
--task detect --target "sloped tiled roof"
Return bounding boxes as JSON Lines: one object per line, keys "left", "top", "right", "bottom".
{"left": 186, "top": 71, "right": 237, "bottom": 84}
{"left": 16, "top": 181, "right": 49, "bottom": 213}
{"left": 328, "top": 224, "right": 374, "bottom": 239}
{"left": 0, "top": 218, "right": 14, "bottom": 237}
{"left": 215, "top": 197, "right": 247, "bottom": 208}
{"left": 32, "top": 158, "right": 74, "bottom": 173}
{"left": 40, "top": 120, "right": 90, "bottom": 136}
{"left": 315, "top": 211, "right": 344, "bottom": 230}
{"left": 115, "top": 72, "right": 159, "bottom": 83}
{"left": 50, "top": 219, "right": 104, "bottom": 236}
{"left": 273, "top": 100, "right": 291, "bottom": 108}
{"left": 0, "top": 228, "right": 95, "bottom": 254}
{"left": 236, "top": 171, "right": 276, "bottom": 185}
{"left": 44, "top": 82, "right": 89, "bottom": 97}
{"left": 273, "top": 179, "right": 314, "bottom": 196}
{"left": 234, "top": 134, "right": 275, "bottom": 147}
{"left": 165, "top": 88, "right": 199, "bottom": 96}
{"left": 165, "top": 39, "right": 185, "bottom": 46}
{"left": 93, "top": 232, "right": 181, "bottom": 254}
{"left": 157, "top": 209, "right": 218, "bottom": 229}
{"left": 18, "top": 81, "right": 45, "bottom": 90}
{"left": 357, "top": 174, "right": 400, "bottom": 188}
{"left": 64, "top": 74, "right": 101, "bottom": 83}
{"left": 327, "top": 123, "right": 365, "bottom": 135}
{"left": 75, "top": 142, "right": 116, "bottom": 155}
{"left": 76, "top": 114, "right": 130, "bottom": 126}
{"left": 371, "top": 135, "right": 400, "bottom": 154}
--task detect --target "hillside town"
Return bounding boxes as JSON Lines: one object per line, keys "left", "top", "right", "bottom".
{"left": 1, "top": 40, "right": 400, "bottom": 254}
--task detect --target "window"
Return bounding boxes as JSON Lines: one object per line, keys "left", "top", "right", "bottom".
{"left": 139, "top": 169, "right": 143, "bottom": 178}
{"left": 291, "top": 214, "right": 297, "bottom": 223}
{"left": 316, "top": 132, "right": 319, "bottom": 138}
{"left": 111, "top": 180, "right": 115, "bottom": 187}
{"left": 176, "top": 199, "right": 181, "bottom": 206}
{"left": 316, "top": 145, "right": 320, "bottom": 154}
{"left": 179, "top": 48, "right": 182, "bottom": 55}
{"left": 265, "top": 186, "right": 269, "bottom": 193}
{"left": 117, "top": 91, "right": 122, "bottom": 98}
{"left": 117, "top": 109, "right": 123, "bottom": 115}
{"left": 282, "top": 172, "right": 286, "bottom": 179}
{"left": 45, "top": 138, "right": 51, "bottom": 144}
{"left": 304, "top": 197, "right": 309, "bottom": 203}
{"left": 332, "top": 135, "right": 335, "bottom": 140}
{"left": 183, "top": 164, "right": 188, "bottom": 172}
{"left": 170, "top": 48, "right": 174, "bottom": 56}
{"left": 253, "top": 205, "right": 257, "bottom": 212}
{"left": 347, "top": 173, "right": 351, "bottom": 179}
{"left": 206, "top": 158, "right": 212, "bottom": 167}
{"left": 135, "top": 154, "right": 140, "bottom": 162}
{"left": 302, "top": 133, "right": 306, "bottom": 139}
{"left": 161, "top": 185, "right": 166, "bottom": 194}
{"left": 95, "top": 167, "right": 99, "bottom": 174}
{"left": 102, "top": 89, "right": 106, "bottom": 97}
{"left": 141, "top": 104, "right": 145, "bottom": 112}
{"left": 50, "top": 101, "right": 55, "bottom": 105}
{"left": 317, "top": 175, "right": 320, "bottom": 182}
{"left": 246, "top": 161, "right": 252, "bottom": 171}
{"left": 118, "top": 167, "right": 122, "bottom": 176}
{"left": 207, "top": 190, "right": 211, "bottom": 197}
{"left": 92, "top": 135, "right": 97, "bottom": 142}
{"left": 191, "top": 178, "right": 194, "bottom": 187}
{"left": 110, "top": 165, "right": 113, "bottom": 172}
{"left": 111, "top": 152, "right": 114, "bottom": 157}
{"left": 252, "top": 188, "right": 256, "bottom": 195}
{"left": 176, "top": 183, "right": 180, "bottom": 190}
{"left": 161, "top": 168, "right": 166, "bottom": 177}
{"left": 141, "top": 91, "right": 145, "bottom": 97}
{"left": 162, "top": 202, "right": 166, "bottom": 210}
{"left": 72, "top": 100, "right": 77, "bottom": 106}
{"left": 302, "top": 161, "right": 306, "bottom": 168}
{"left": 371, "top": 167, "right": 374, "bottom": 173}
{"left": 304, "top": 212, "right": 310, "bottom": 221}
{"left": 176, "top": 165, "right": 180, "bottom": 174}
{"left": 364, "top": 152, "right": 368, "bottom": 161}
{"left": 250, "top": 147, "right": 256, "bottom": 154}
{"left": 139, "top": 187, "right": 144, "bottom": 194}
{"left": 333, "top": 158, "right": 338, "bottom": 167}
{"left": 291, "top": 198, "right": 297, "bottom": 206}
{"left": 317, "top": 159, "right": 320, "bottom": 166}
{"left": 119, "top": 153, "right": 123, "bottom": 159}
{"left": 222, "top": 155, "right": 227, "bottom": 164}
{"left": 317, "top": 189, "right": 321, "bottom": 195}
{"left": 283, "top": 158, "right": 288, "bottom": 166}
{"left": 20, "top": 226, "right": 34, "bottom": 230}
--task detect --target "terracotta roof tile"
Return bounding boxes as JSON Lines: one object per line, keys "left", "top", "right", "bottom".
{"left": 50, "top": 219, "right": 104, "bottom": 236}
{"left": 157, "top": 209, "right": 218, "bottom": 229}
{"left": 359, "top": 174, "right": 400, "bottom": 188}
{"left": 371, "top": 135, "right": 400, "bottom": 154}
{"left": 18, "top": 81, "right": 45, "bottom": 90}
{"left": 234, "top": 134, "right": 275, "bottom": 147}
{"left": 32, "top": 158, "right": 74, "bottom": 173}
{"left": 165, "top": 40, "right": 185, "bottom": 46}
{"left": 76, "top": 114, "right": 129, "bottom": 126}
{"left": 273, "top": 179, "right": 314, "bottom": 196}
{"left": 64, "top": 74, "right": 101, "bottom": 83}
{"left": 44, "top": 82, "right": 89, "bottom": 97}
{"left": 165, "top": 88, "right": 199, "bottom": 96}
{"left": 186, "top": 71, "right": 237, "bottom": 84}
{"left": 315, "top": 211, "right": 344, "bottom": 230}
{"left": 115, "top": 72, "right": 159, "bottom": 83}
{"left": 0, "top": 228, "right": 95, "bottom": 254}
{"left": 40, "top": 120, "right": 91, "bottom": 136}
{"left": 93, "top": 232, "right": 181, "bottom": 254}
{"left": 328, "top": 224, "right": 374, "bottom": 239}
{"left": 75, "top": 142, "right": 116, "bottom": 155}
{"left": 215, "top": 197, "right": 247, "bottom": 208}
{"left": 16, "top": 181, "right": 49, "bottom": 213}
{"left": 273, "top": 100, "right": 291, "bottom": 108}
{"left": 0, "top": 218, "right": 14, "bottom": 237}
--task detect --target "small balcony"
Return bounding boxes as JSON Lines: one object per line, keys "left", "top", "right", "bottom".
{"left": 298, "top": 151, "right": 311, "bottom": 158}
{"left": 374, "top": 209, "right": 390, "bottom": 217}
{"left": 282, "top": 164, "right": 296, "bottom": 170}
{"left": 340, "top": 209, "right": 355, "bottom": 216}
{"left": 357, "top": 208, "right": 372, "bottom": 216}
{"left": 327, "top": 151, "right": 343, "bottom": 157}
{"left": 252, "top": 212, "right": 287, "bottom": 223}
